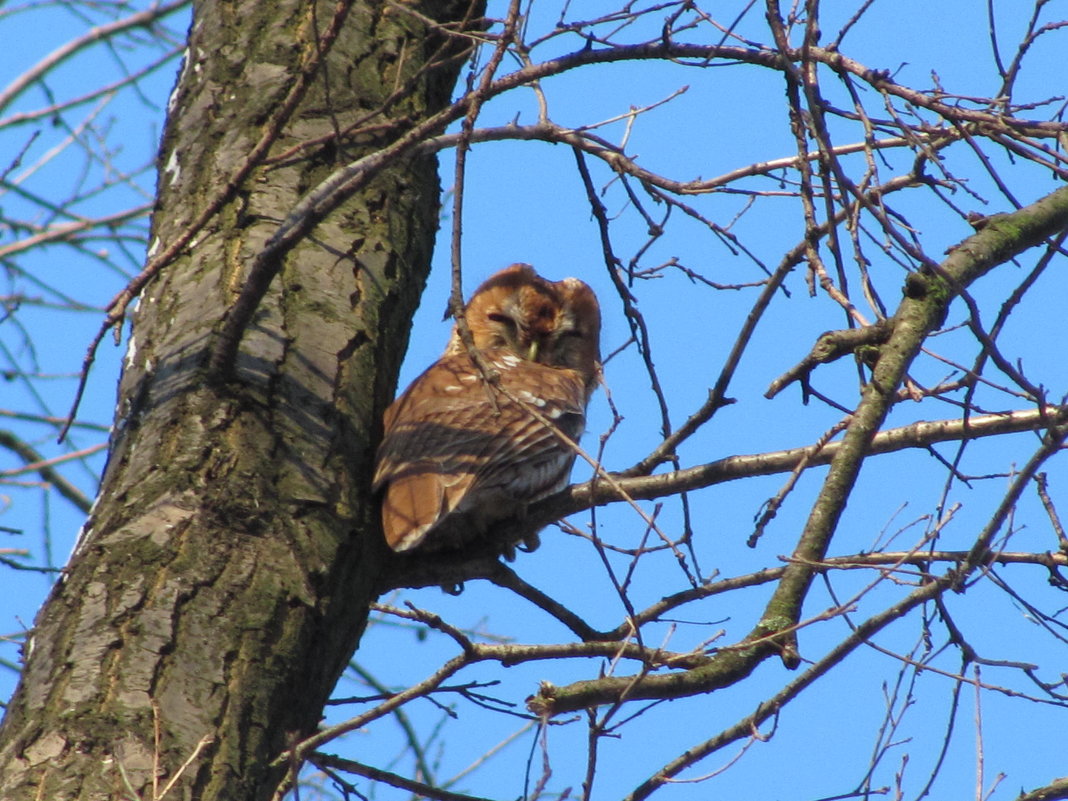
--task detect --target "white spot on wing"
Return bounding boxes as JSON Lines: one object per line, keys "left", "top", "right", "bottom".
{"left": 515, "top": 390, "right": 546, "bottom": 407}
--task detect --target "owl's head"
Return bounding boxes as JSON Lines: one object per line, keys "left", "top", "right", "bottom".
{"left": 445, "top": 263, "right": 601, "bottom": 388}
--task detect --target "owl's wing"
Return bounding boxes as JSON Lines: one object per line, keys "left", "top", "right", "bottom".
{"left": 373, "top": 352, "right": 587, "bottom": 552}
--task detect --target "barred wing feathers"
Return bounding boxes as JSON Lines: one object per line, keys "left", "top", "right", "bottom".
{"left": 373, "top": 351, "right": 587, "bottom": 552}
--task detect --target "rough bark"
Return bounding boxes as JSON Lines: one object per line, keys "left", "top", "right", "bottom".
{"left": 0, "top": 1, "right": 484, "bottom": 799}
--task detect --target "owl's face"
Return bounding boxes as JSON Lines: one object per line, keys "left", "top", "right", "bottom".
{"left": 445, "top": 263, "right": 601, "bottom": 391}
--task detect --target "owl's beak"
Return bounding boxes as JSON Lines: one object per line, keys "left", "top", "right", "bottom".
{"left": 526, "top": 340, "right": 539, "bottom": 362}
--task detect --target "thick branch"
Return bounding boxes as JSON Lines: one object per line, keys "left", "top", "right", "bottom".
{"left": 1016, "top": 777, "right": 1068, "bottom": 801}
{"left": 757, "top": 183, "right": 1068, "bottom": 661}
{"left": 552, "top": 404, "right": 1068, "bottom": 523}
{"left": 382, "top": 403, "right": 1068, "bottom": 591}
{"left": 764, "top": 319, "right": 894, "bottom": 398}
{"left": 521, "top": 184, "right": 1068, "bottom": 716}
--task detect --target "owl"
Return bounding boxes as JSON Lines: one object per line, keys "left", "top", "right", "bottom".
{"left": 373, "top": 263, "right": 602, "bottom": 553}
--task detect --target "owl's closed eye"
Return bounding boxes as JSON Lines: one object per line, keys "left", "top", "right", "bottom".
{"left": 373, "top": 263, "right": 602, "bottom": 553}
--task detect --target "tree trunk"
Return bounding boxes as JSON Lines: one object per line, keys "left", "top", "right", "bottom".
{"left": 0, "top": 1, "right": 483, "bottom": 798}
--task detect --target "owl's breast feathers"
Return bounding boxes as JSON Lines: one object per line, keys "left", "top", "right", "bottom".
{"left": 372, "top": 351, "right": 588, "bottom": 552}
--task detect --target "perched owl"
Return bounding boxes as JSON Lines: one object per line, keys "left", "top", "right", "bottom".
{"left": 373, "top": 264, "right": 602, "bottom": 553}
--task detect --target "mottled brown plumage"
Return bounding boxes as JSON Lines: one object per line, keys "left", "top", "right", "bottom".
{"left": 373, "top": 264, "right": 601, "bottom": 552}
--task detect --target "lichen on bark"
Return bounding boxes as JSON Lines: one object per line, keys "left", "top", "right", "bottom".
{"left": 0, "top": 2, "right": 486, "bottom": 799}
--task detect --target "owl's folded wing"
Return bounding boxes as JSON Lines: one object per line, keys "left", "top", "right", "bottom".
{"left": 373, "top": 352, "right": 587, "bottom": 552}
